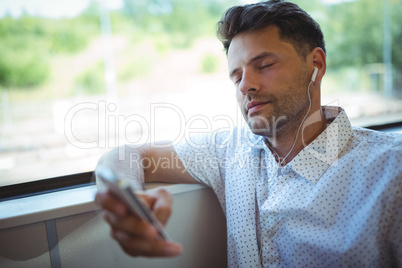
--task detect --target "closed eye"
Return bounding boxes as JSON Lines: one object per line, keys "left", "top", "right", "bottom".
{"left": 260, "top": 63, "right": 273, "bottom": 69}
{"left": 232, "top": 75, "right": 242, "bottom": 85}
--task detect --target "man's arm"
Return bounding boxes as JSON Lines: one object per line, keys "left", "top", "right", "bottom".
{"left": 95, "top": 142, "right": 197, "bottom": 258}
{"left": 141, "top": 142, "right": 199, "bottom": 185}
{"left": 96, "top": 142, "right": 198, "bottom": 188}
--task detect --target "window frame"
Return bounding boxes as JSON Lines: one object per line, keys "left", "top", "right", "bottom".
{"left": 0, "top": 171, "right": 94, "bottom": 202}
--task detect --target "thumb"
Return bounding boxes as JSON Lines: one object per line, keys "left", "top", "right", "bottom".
{"left": 151, "top": 188, "right": 172, "bottom": 226}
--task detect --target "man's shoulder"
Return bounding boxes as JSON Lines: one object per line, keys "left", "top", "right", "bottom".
{"left": 349, "top": 126, "right": 402, "bottom": 160}
{"left": 352, "top": 126, "right": 402, "bottom": 146}
{"left": 204, "top": 126, "right": 263, "bottom": 149}
{"left": 176, "top": 126, "right": 261, "bottom": 152}
{"left": 346, "top": 127, "right": 402, "bottom": 188}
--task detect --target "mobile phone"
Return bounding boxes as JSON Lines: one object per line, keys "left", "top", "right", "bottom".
{"left": 95, "top": 165, "right": 168, "bottom": 240}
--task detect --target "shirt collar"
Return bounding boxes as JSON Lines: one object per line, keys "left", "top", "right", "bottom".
{"left": 288, "top": 106, "right": 353, "bottom": 184}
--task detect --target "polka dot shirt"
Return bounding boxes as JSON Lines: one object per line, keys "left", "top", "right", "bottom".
{"left": 174, "top": 106, "right": 402, "bottom": 268}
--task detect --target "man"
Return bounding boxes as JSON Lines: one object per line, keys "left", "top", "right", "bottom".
{"left": 96, "top": 0, "right": 402, "bottom": 267}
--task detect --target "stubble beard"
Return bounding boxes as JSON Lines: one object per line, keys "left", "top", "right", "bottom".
{"left": 243, "top": 74, "right": 311, "bottom": 141}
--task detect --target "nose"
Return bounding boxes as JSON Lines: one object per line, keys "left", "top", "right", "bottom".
{"left": 238, "top": 70, "right": 259, "bottom": 95}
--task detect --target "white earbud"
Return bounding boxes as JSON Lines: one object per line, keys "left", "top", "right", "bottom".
{"left": 311, "top": 67, "right": 318, "bottom": 82}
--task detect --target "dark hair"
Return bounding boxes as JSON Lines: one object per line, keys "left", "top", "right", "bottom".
{"left": 216, "top": 0, "right": 326, "bottom": 59}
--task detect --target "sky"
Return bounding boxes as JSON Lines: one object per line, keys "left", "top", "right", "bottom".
{"left": 321, "top": 0, "right": 355, "bottom": 4}
{"left": 0, "top": 0, "right": 355, "bottom": 18}
{"left": 0, "top": 0, "right": 122, "bottom": 18}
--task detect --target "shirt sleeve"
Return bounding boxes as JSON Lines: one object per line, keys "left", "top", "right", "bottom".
{"left": 173, "top": 129, "right": 233, "bottom": 194}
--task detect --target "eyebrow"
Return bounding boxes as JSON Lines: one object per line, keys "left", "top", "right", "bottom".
{"left": 229, "top": 52, "right": 277, "bottom": 79}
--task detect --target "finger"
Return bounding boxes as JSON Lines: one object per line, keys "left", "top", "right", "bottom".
{"left": 95, "top": 190, "right": 127, "bottom": 216}
{"left": 137, "top": 193, "right": 157, "bottom": 209}
{"left": 113, "top": 230, "right": 183, "bottom": 257}
{"left": 105, "top": 212, "right": 158, "bottom": 240}
{"left": 151, "top": 189, "right": 172, "bottom": 226}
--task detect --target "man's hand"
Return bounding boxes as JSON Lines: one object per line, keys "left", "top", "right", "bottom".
{"left": 95, "top": 188, "right": 183, "bottom": 257}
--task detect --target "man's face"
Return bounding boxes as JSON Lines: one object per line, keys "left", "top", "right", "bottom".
{"left": 227, "top": 25, "right": 311, "bottom": 138}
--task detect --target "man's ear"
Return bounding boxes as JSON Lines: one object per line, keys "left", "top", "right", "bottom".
{"left": 310, "top": 47, "right": 326, "bottom": 84}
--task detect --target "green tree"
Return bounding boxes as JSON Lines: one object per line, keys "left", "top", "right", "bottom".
{"left": 0, "top": 11, "right": 98, "bottom": 89}
{"left": 121, "top": 0, "right": 233, "bottom": 48}
{"left": 323, "top": 0, "right": 402, "bottom": 68}
{"left": 0, "top": 17, "right": 50, "bottom": 88}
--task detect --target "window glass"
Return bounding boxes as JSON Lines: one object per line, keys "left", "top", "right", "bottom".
{"left": 0, "top": 1, "right": 106, "bottom": 185}
{"left": 306, "top": 0, "right": 402, "bottom": 127}
{"left": 0, "top": 0, "right": 401, "bottom": 187}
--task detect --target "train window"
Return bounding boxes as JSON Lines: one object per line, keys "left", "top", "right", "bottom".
{"left": 0, "top": 0, "right": 401, "bottom": 192}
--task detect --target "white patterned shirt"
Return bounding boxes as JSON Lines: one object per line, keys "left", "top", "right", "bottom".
{"left": 174, "top": 106, "right": 402, "bottom": 268}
